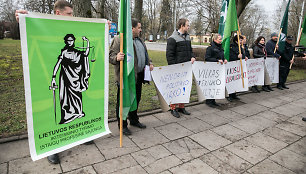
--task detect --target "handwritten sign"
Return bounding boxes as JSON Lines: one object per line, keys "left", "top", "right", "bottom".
{"left": 265, "top": 58, "right": 279, "bottom": 83}
{"left": 246, "top": 58, "right": 265, "bottom": 87}
{"left": 151, "top": 62, "right": 193, "bottom": 105}
{"left": 225, "top": 60, "right": 248, "bottom": 94}
{"left": 192, "top": 61, "right": 225, "bottom": 99}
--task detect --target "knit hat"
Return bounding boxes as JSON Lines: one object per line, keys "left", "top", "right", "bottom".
{"left": 271, "top": 32, "right": 278, "bottom": 37}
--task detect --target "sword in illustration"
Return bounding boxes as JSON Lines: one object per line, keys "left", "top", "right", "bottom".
{"left": 49, "top": 85, "right": 58, "bottom": 125}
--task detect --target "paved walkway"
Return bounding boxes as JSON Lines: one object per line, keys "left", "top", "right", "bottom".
{"left": 1, "top": 82, "right": 306, "bottom": 174}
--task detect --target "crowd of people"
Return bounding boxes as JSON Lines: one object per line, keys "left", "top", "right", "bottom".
{"left": 15, "top": 0, "right": 305, "bottom": 165}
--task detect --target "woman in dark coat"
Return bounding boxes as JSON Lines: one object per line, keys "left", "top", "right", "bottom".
{"left": 252, "top": 36, "right": 273, "bottom": 92}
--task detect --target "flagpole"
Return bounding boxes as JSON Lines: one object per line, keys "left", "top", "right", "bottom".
{"left": 274, "top": 28, "right": 283, "bottom": 53}
{"left": 297, "top": 0, "right": 305, "bottom": 40}
{"left": 291, "top": 0, "right": 305, "bottom": 69}
{"left": 237, "top": 20, "right": 245, "bottom": 88}
{"left": 289, "top": 28, "right": 303, "bottom": 69}
{"left": 119, "top": 33, "right": 124, "bottom": 148}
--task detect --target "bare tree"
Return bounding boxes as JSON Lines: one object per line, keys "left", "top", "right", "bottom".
{"left": 189, "top": 0, "right": 222, "bottom": 34}
{"left": 24, "top": 0, "right": 56, "bottom": 14}
{"left": 0, "top": 0, "right": 20, "bottom": 39}
{"left": 239, "top": 2, "right": 269, "bottom": 46}
{"left": 160, "top": 0, "right": 172, "bottom": 38}
{"left": 272, "top": 0, "right": 306, "bottom": 43}
{"left": 134, "top": 0, "right": 143, "bottom": 21}
{"left": 288, "top": 0, "right": 306, "bottom": 43}
{"left": 72, "top": 0, "right": 92, "bottom": 18}
{"left": 193, "top": 9, "right": 204, "bottom": 43}
{"left": 144, "top": 0, "right": 161, "bottom": 41}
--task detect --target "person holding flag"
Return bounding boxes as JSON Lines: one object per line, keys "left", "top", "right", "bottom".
{"left": 109, "top": 18, "right": 153, "bottom": 135}
{"left": 228, "top": 35, "right": 248, "bottom": 101}
{"left": 221, "top": 0, "right": 247, "bottom": 102}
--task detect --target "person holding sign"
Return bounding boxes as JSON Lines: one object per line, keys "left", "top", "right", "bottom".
{"left": 166, "top": 18, "right": 196, "bottom": 118}
{"left": 109, "top": 18, "right": 153, "bottom": 135}
{"left": 241, "top": 35, "right": 251, "bottom": 60}
{"left": 252, "top": 36, "right": 270, "bottom": 93}
{"left": 15, "top": 0, "right": 102, "bottom": 165}
{"left": 277, "top": 35, "right": 294, "bottom": 89}
{"left": 228, "top": 34, "right": 248, "bottom": 101}
{"left": 204, "top": 33, "right": 227, "bottom": 107}
{"left": 266, "top": 32, "right": 281, "bottom": 90}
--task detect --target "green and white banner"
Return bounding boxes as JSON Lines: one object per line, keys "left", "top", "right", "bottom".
{"left": 19, "top": 13, "right": 110, "bottom": 161}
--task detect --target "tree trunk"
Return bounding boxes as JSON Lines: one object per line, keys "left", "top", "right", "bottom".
{"left": 236, "top": 0, "right": 251, "bottom": 17}
{"left": 134, "top": 0, "right": 143, "bottom": 21}
{"left": 100, "top": 0, "right": 106, "bottom": 18}
{"left": 72, "top": 0, "right": 92, "bottom": 18}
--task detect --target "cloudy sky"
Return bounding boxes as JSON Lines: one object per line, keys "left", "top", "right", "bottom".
{"left": 254, "top": 0, "right": 283, "bottom": 15}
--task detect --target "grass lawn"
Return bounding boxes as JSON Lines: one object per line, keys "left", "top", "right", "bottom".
{"left": 1, "top": 39, "right": 306, "bottom": 137}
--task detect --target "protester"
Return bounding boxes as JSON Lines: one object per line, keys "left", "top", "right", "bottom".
{"left": 109, "top": 18, "right": 153, "bottom": 135}
{"left": 252, "top": 36, "right": 273, "bottom": 93}
{"left": 228, "top": 34, "right": 248, "bottom": 101}
{"left": 15, "top": 0, "right": 110, "bottom": 164}
{"left": 241, "top": 35, "right": 250, "bottom": 59}
{"left": 204, "top": 33, "right": 227, "bottom": 107}
{"left": 15, "top": 0, "right": 75, "bottom": 165}
{"left": 266, "top": 32, "right": 281, "bottom": 90}
{"left": 166, "top": 18, "right": 195, "bottom": 118}
{"left": 277, "top": 35, "right": 294, "bottom": 89}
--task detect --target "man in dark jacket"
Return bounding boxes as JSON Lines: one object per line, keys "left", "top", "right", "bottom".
{"left": 228, "top": 35, "right": 248, "bottom": 101}
{"left": 166, "top": 18, "right": 195, "bottom": 118}
{"left": 110, "top": 18, "right": 154, "bottom": 135}
{"left": 265, "top": 32, "right": 281, "bottom": 91}
{"left": 205, "top": 33, "right": 227, "bottom": 107}
{"left": 277, "top": 35, "right": 294, "bottom": 89}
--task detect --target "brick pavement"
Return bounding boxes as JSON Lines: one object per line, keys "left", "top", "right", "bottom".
{"left": 1, "top": 82, "right": 306, "bottom": 174}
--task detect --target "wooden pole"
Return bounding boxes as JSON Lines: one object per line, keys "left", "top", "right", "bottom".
{"left": 236, "top": 30, "right": 245, "bottom": 88}
{"left": 237, "top": 19, "right": 245, "bottom": 54}
{"left": 289, "top": 28, "right": 303, "bottom": 69}
{"left": 274, "top": 28, "right": 283, "bottom": 53}
{"left": 119, "top": 33, "right": 124, "bottom": 147}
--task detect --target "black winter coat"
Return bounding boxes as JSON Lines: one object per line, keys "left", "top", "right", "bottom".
{"left": 229, "top": 42, "right": 245, "bottom": 61}
{"left": 266, "top": 39, "right": 280, "bottom": 58}
{"left": 279, "top": 41, "right": 294, "bottom": 67}
{"left": 243, "top": 44, "right": 250, "bottom": 58}
{"left": 253, "top": 44, "right": 267, "bottom": 58}
{"left": 166, "top": 30, "right": 194, "bottom": 65}
{"left": 205, "top": 41, "right": 224, "bottom": 62}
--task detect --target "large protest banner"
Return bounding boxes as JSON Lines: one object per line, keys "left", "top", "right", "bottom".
{"left": 19, "top": 13, "right": 110, "bottom": 161}
{"left": 246, "top": 58, "right": 265, "bottom": 87}
{"left": 151, "top": 62, "right": 193, "bottom": 105}
{"left": 192, "top": 61, "right": 225, "bottom": 100}
{"left": 225, "top": 60, "right": 248, "bottom": 94}
{"left": 265, "top": 58, "right": 279, "bottom": 83}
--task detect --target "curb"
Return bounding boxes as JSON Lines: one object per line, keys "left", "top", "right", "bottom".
{"left": 1, "top": 79, "right": 305, "bottom": 144}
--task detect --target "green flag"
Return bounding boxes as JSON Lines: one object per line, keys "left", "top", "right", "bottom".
{"left": 278, "top": 0, "right": 291, "bottom": 52}
{"left": 299, "top": 16, "right": 306, "bottom": 47}
{"left": 118, "top": 0, "right": 137, "bottom": 120}
{"left": 222, "top": 0, "right": 238, "bottom": 61}
{"left": 218, "top": 0, "right": 230, "bottom": 38}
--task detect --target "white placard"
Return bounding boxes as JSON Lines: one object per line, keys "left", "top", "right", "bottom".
{"left": 192, "top": 61, "right": 225, "bottom": 99}
{"left": 265, "top": 58, "right": 279, "bottom": 83}
{"left": 225, "top": 60, "right": 248, "bottom": 94}
{"left": 246, "top": 58, "right": 265, "bottom": 87}
{"left": 144, "top": 65, "right": 152, "bottom": 81}
{"left": 151, "top": 62, "right": 193, "bottom": 105}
